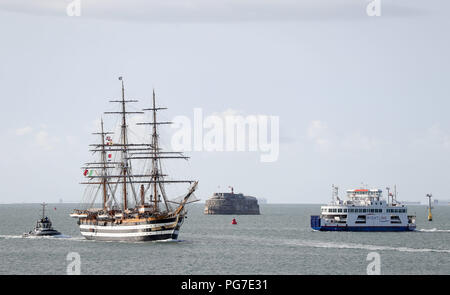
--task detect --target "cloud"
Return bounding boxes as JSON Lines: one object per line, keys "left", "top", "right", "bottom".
{"left": 14, "top": 125, "right": 61, "bottom": 151}
{"left": 428, "top": 124, "right": 450, "bottom": 149}
{"left": 306, "top": 120, "right": 382, "bottom": 152}
{"left": 15, "top": 126, "right": 33, "bottom": 136}
{"left": 307, "top": 120, "right": 331, "bottom": 149}
{"left": 413, "top": 124, "right": 450, "bottom": 149}
{"left": 340, "top": 132, "right": 382, "bottom": 151}
{"left": 0, "top": 0, "right": 426, "bottom": 23}
{"left": 34, "top": 130, "right": 61, "bottom": 151}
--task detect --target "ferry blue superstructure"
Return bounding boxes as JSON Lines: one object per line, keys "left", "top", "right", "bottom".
{"left": 311, "top": 186, "right": 416, "bottom": 232}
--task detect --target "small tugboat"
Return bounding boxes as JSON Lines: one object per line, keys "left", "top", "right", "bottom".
{"left": 23, "top": 203, "right": 61, "bottom": 237}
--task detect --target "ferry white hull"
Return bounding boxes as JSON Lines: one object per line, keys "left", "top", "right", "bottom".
{"left": 311, "top": 187, "right": 417, "bottom": 232}
{"left": 311, "top": 213, "right": 416, "bottom": 232}
{"left": 78, "top": 215, "right": 184, "bottom": 241}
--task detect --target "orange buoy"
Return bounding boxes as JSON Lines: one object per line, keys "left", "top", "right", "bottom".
{"left": 231, "top": 218, "right": 237, "bottom": 225}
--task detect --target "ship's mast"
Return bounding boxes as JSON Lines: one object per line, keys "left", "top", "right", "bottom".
{"left": 41, "top": 203, "right": 46, "bottom": 219}
{"left": 81, "top": 79, "right": 197, "bottom": 215}
{"left": 393, "top": 185, "right": 397, "bottom": 204}
{"left": 82, "top": 120, "right": 118, "bottom": 210}
{"left": 101, "top": 77, "right": 145, "bottom": 211}
{"left": 120, "top": 77, "right": 128, "bottom": 211}
{"left": 98, "top": 119, "right": 111, "bottom": 211}
{"left": 386, "top": 187, "right": 391, "bottom": 204}
{"left": 134, "top": 89, "right": 195, "bottom": 213}
{"left": 151, "top": 90, "right": 159, "bottom": 211}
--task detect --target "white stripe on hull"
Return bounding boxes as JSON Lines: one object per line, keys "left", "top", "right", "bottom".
{"left": 80, "top": 229, "right": 179, "bottom": 238}
{"left": 79, "top": 222, "right": 176, "bottom": 231}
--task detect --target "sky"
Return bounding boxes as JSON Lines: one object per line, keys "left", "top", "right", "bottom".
{"left": 1, "top": 0, "right": 449, "bottom": 204}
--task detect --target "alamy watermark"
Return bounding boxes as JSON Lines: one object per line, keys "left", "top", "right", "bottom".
{"left": 66, "top": 252, "right": 81, "bottom": 275}
{"left": 66, "top": 0, "right": 81, "bottom": 17}
{"left": 367, "top": 0, "right": 381, "bottom": 17}
{"left": 366, "top": 252, "right": 381, "bottom": 275}
{"left": 170, "top": 108, "right": 279, "bottom": 163}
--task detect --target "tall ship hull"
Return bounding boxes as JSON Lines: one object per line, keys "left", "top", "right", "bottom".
{"left": 71, "top": 77, "right": 199, "bottom": 242}
{"left": 78, "top": 214, "right": 184, "bottom": 241}
{"left": 311, "top": 186, "right": 416, "bottom": 232}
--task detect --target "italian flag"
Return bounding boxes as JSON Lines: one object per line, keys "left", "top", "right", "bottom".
{"left": 83, "top": 169, "right": 94, "bottom": 177}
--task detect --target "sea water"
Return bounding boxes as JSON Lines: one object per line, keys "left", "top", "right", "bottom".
{"left": 0, "top": 204, "right": 449, "bottom": 275}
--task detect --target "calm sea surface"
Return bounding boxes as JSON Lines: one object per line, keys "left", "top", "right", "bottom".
{"left": 0, "top": 204, "right": 449, "bottom": 275}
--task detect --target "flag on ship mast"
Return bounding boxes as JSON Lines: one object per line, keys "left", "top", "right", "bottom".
{"left": 83, "top": 169, "right": 94, "bottom": 177}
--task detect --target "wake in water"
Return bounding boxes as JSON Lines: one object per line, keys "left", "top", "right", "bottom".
{"left": 0, "top": 235, "right": 23, "bottom": 239}
{"left": 189, "top": 233, "right": 450, "bottom": 254}
{"left": 0, "top": 234, "right": 87, "bottom": 241}
{"left": 285, "top": 239, "right": 450, "bottom": 254}
{"left": 417, "top": 228, "right": 450, "bottom": 233}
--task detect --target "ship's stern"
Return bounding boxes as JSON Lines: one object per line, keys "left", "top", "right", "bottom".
{"left": 310, "top": 215, "right": 321, "bottom": 231}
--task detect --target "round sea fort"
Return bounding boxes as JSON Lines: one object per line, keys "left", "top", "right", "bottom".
{"left": 204, "top": 192, "right": 260, "bottom": 215}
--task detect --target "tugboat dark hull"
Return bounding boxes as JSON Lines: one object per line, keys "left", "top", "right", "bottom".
{"left": 23, "top": 229, "right": 61, "bottom": 237}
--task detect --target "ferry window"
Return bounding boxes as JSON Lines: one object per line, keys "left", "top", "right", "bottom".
{"left": 338, "top": 209, "right": 342, "bottom": 213}
{"left": 343, "top": 209, "right": 347, "bottom": 213}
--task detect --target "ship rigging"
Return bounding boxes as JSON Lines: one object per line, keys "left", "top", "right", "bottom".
{"left": 71, "top": 77, "right": 199, "bottom": 241}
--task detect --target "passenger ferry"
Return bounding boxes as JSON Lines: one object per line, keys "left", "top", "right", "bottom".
{"left": 311, "top": 186, "right": 416, "bottom": 231}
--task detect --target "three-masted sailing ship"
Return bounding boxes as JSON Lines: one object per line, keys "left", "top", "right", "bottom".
{"left": 70, "top": 77, "right": 198, "bottom": 241}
